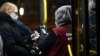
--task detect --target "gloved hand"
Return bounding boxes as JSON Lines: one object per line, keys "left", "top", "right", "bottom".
{"left": 30, "top": 42, "right": 42, "bottom": 56}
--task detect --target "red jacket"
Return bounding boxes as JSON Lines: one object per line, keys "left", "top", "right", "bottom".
{"left": 47, "top": 25, "right": 72, "bottom": 56}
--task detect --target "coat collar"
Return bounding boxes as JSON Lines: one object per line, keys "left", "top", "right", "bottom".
{"left": 0, "top": 12, "right": 15, "bottom": 24}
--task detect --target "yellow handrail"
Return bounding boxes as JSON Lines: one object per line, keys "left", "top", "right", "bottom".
{"left": 43, "top": 0, "right": 47, "bottom": 28}
{"left": 68, "top": 44, "right": 73, "bottom": 56}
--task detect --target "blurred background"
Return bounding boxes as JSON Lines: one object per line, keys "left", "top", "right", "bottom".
{"left": 0, "top": 0, "right": 97, "bottom": 56}
{"left": 0, "top": 0, "right": 71, "bottom": 31}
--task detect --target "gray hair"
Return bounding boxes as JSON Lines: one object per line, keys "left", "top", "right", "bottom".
{"left": 55, "top": 5, "right": 72, "bottom": 26}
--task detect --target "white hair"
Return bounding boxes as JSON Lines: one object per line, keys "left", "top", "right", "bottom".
{"left": 0, "top": 2, "right": 18, "bottom": 14}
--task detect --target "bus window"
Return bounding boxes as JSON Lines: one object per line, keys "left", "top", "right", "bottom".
{"left": 88, "top": 0, "right": 97, "bottom": 55}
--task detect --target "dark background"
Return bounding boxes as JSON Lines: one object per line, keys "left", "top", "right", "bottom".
{"left": 0, "top": 0, "right": 71, "bottom": 31}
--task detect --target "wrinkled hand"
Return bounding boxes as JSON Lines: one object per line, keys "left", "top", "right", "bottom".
{"left": 31, "top": 31, "right": 40, "bottom": 40}
{"left": 31, "top": 35, "right": 40, "bottom": 40}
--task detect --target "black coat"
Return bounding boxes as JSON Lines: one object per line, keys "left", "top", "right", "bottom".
{"left": 0, "top": 12, "right": 35, "bottom": 56}
{"left": 38, "top": 30, "right": 56, "bottom": 56}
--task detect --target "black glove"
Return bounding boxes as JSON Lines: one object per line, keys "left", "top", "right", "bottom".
{"left": 30, "top": 42, "right": 42, "bottom": 56}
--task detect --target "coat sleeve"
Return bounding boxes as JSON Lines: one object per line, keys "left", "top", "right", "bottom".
{"left": 15, "top": 20, "right": 34, "bottom": 35}
{"left": 0, "top": 24, "right": 31, "bottom": 56}
{"left": 38, "top": 31, "right": 56, "bottom": 53}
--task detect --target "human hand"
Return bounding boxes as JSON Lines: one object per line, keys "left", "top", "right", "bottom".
{"left": 31, "top": 31, "right": 40, "bottom": 40}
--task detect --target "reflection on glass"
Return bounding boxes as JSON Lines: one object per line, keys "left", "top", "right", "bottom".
{"left": 88, "top": 0, "right": 97, "bottom": 56}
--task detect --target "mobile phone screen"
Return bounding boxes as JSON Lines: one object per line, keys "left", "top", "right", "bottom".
{"left": 41, "top": 28, "right": 47, "bottom": 34}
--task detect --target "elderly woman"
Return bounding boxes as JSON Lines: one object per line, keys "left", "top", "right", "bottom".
{"left": 38, "top": 5, "right": 72, "bottom": 56}
{"left": 0, "top": 2, "right": 41, "bottom": 56}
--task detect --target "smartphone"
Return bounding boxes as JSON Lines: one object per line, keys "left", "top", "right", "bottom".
{"left": 41, "top": 28, "right": 47, "bottom": 34}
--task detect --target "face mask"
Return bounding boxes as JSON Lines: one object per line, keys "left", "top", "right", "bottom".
{"left": 10, "top": 13, "right": 18, "bottom": 20}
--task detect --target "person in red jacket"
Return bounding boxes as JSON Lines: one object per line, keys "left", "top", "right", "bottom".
{"left": 38, "top": 5, "right": 72, "bottom": 56}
